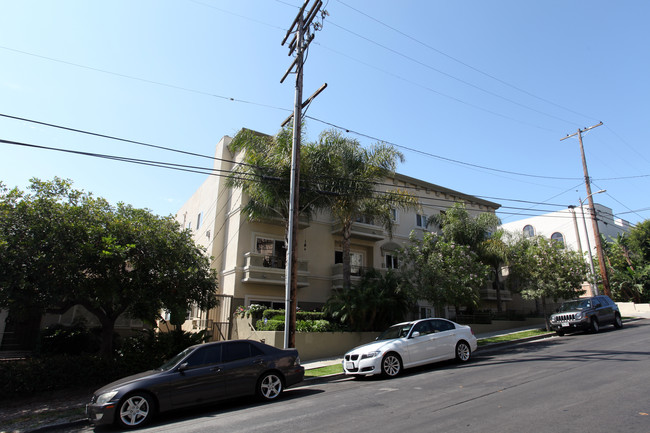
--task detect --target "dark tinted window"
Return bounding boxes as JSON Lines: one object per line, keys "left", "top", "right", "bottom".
{"left": 184, "top": 344, "right": 222, "bottom": 368}
{"left": 223, "top": 342, "right": 263, "bottom": 362}
{"left": 431, "top": 319, "right": 455, "bottom": 332}
{"left": 412, "top": 321, "right": 433, "bottom": 336}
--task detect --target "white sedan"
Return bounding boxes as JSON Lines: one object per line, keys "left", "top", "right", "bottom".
{"left": 342, "top": 318, "right": 477, "bottom": 377}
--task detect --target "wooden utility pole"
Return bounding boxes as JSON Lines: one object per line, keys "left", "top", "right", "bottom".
{"left": 280, "top": 0, "right": 325, "bottom": 348}
{"left": 561, "top": 122, "right": 611, "bottom": 297}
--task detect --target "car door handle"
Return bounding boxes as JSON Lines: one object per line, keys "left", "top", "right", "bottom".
{"left": 253, "top": 359, "right": 265, "bottom": 366}
{"left": 210, "top": 366, "right": 222, "bottom": 373}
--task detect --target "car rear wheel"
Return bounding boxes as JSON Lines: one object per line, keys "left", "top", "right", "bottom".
{"left": 117, "top": 393, "right": 154, "bottom": 429}
{"left": 455, "top": 341, "right": 472, "bottom": 362}
{"left": 257, "top": 372, "right": 283, "bottom": 401}
{"left": 614, "top": 314, "right": 623, "bottom": 329}
{"left": 381, "top": 353, "right": 402, "bottom": 377}
{"left": 590, "top": 318, "right": 600, "bottom": 333}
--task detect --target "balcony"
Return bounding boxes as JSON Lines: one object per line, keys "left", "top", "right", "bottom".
{"left": 479, "top": 288, "right": 513, "bottom": 301}
{"left": 331, "top": 264, "right": 384, "bottom": 289}
{"left": 331, "top": 221, "right": 385, "bottom": 242}
{"left": 242, "top": 252, "right": 309, "bottom": 287}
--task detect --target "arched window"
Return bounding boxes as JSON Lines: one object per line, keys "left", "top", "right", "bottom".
{"left": 551, "top": 232, "right": 565, "bottom": 248}
{"left": 523, "top": 225, "right": 535, "bottom": 238}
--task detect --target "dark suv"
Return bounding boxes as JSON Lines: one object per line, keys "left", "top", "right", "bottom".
{"left": 549, "top": 295, "right": 623, "bottom": 336}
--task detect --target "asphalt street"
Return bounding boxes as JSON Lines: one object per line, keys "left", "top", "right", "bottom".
{"left": 60, "top": 319, "right": 650, "bottom": 433}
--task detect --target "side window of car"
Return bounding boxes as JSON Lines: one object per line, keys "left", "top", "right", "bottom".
{"left": 184, "top": 345, "right": 223, "bottom": 368}
{"left": 223, "top": 342, "right": 254, "bottom": 362}
{"left": 412, "top": 321, "right": 432, "bottom": 336}
{"left": 431, "top": 319, "right": 454, "bottom": 332}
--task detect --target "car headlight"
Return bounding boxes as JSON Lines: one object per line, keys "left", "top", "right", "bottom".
{"left": 361, "top": 351, "right": 381, "bottom": 360}
{"left": 575, "top": 312, "right": 584, "bottom": 320}
{"left": 96, "top": 390, "right": 119, "bottom": 405}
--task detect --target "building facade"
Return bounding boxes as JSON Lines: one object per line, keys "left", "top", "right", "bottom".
{"left": 500, "top": 203, "right": 631, "bottom": 296}
{"left": 176, "top": 134, "right": 502, "bottom": 339}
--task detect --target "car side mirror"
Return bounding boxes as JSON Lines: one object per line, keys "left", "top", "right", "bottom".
{"left": 411, "top": 331, "right": 420, "bottom": 338}
{"left": 178, "top": 362, "right": 189, "bottom": 373}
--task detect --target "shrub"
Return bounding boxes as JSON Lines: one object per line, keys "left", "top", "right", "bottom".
{"left": 37, "top": 321, "right": 101, "bottom": 356}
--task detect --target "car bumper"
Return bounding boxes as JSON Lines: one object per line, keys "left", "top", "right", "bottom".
{"left": 550, "top": 319, "right": 590, "bottom": 332}
{"left": 285, "top": 366, "right": 306, "bottom": 387}
{"left": 342, "top": 356, "right": 382, "bottom": 376}
{"left": 86, "top": 402, "right": 117, "bottom": 426}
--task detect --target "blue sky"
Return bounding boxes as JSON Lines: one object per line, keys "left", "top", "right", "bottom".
{"left": 1, "top": 1, "right": 648, "bottom": 226}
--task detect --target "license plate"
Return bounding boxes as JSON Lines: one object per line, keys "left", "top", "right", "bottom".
{"left": 562, "top": 322, "right": 570, "bottom": 327}
{"left": 345, "top": 362, "right": 355, "bottom": 370}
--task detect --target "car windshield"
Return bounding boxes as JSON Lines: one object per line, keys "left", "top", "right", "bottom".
{"left": 157, "top": 346, "right": 195, "bottom": 371}
{"left": 376, "top": 323, "right": 413, "bottom": 340}
{"left": 559, "top": 299, "right": 592, "bottom": 312}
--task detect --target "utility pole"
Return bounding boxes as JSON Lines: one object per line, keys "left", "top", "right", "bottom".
{"left": 561, "top": 122, "right": 611, "bottom": 297}
{"left": 280, "top": 0, "right": 325, "bottom": 349}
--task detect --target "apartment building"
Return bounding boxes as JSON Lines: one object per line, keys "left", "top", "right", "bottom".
{"left": 176, "top": 134, "right": 501, "bottom": 338}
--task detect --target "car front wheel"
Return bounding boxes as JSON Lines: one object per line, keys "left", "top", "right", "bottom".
{"left": 381, "top": 353, "right": 402, "bottom": 377}
{"left": 257, "top": 372, "right": 283, "bottom": 401}
{"left": 455, "top": 341, "right": 472, "bottom": 362}
{"left": 117, "top": 393, "right": 154, "bottom": 429}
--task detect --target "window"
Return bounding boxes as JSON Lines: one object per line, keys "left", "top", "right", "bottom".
{"left": 412, "top": 321, "right": 433, "bottom": 336}
{"left": 196, "top": 212, "right": 203, "bottom": 230}
{"left": 223, "top": 341, "right": 264, "bottom": 363}
{"left": 249, "top": 299, "right": 285, "bottom": 310}
{"left": 430, "top": 319, "right": 455, "bottom": 332}
{"left": 420, "top": 307, "right": 432, "bottom": 319}
{"left": 523, "top": 225, "right": 535, "bottom": 238}
{"left": 390, "top": 208, "right": 398, "bottom": 223}
{"left": 355, "top": 214, "right": 375, "bottom": 225}
{"left": 335, "top": 251, "right": 363, "bottom": 276}
{"left": 416, "top": 214, "right": 428, "bottom": 228}
{"left": 256, "top": 237, "right": 286, "bottom": 269}
{"left": 185, "top": 344, "right": 223, "bottom": 368}
{"left": 385, "top": 254, "right": 398, "bottom": 269}
{"left": 551, "top": 232, "right": 565, "bottom": 247}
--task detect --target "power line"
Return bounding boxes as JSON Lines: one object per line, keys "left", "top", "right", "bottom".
{"left": 334, "top": 0, "right": 598, "bottom": 123}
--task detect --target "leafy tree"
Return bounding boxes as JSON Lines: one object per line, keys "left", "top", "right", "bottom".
{"left": 399, "top": 231, "right": 490, "bottom": 317}
{"left": 325, "top": 269, "right": 412, "bottom": 331}
{"left": 0, "top": 178, "right": 219, "bottom": 358}
{"left": 314, "top": 130, "right": 419, "bottom": 290}
{"left": 428, "top": 203, "right": 504, "bottom": 309}
{"left": 604, "top": 226, "right": 650, "bottom": 303}
{"left": 507, "top": 235, "right": 588, "bottom": 330}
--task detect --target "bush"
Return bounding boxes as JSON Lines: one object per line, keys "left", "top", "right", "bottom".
{"left": 0, "top": 328, "right": 211, "bottom": 400}
{"left": 37, "top": 321, "right": 101, "bottom": 356}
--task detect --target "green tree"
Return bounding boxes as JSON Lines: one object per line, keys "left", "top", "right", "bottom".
{"left": 314, "top": 130, "right": 419, "bottom": 290}
{"left": 0, "top": 178, "right": 219, "bottom": 358}
{"left": 507, "top": 235, "right": 588, "bottom": 330}
{"left": 325, "top": 269, "right": 412, "bottom": 331}
{"left": 604, "top": 225, "right": 650, "bottom": 303}
{"left": 399, "top": 231, "right": 490, "bottom": 316}
{"left": 428, "top": 202, "right": 505, "bottom": 310}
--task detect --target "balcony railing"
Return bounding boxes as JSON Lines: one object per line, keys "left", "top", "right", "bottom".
{"left": 331, "top": 221, "right": 385, "bottom": 242}
{"left": 479, "top": 288, "right": 513, "bottom": 301}
{"left": 242, "top": 252, "right": 309, "bottom": 287}
{"left": 331, "top": 264, "right": 385, "bottom": 289}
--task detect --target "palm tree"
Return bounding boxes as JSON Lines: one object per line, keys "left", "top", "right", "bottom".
{"left": 313, "top": 130, "right": 419, "bottom": 289}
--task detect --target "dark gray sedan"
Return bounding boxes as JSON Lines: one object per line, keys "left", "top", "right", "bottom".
{"left": 86, "top": 340, "right": 304, "bottom": 429}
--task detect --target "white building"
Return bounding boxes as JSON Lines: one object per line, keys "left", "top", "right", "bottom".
{"left": 501, "top": 203, "right": 631, "bottom": 296}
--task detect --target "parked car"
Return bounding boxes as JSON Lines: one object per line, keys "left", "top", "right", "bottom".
{"left": 549, "top": 295, "right": 623, "bottom": 336}
{"left": 342, "top": 318, "right": 477, "bottom": 378}
{"left": 86, "top": 340, "right": 304, "bottom": 429}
